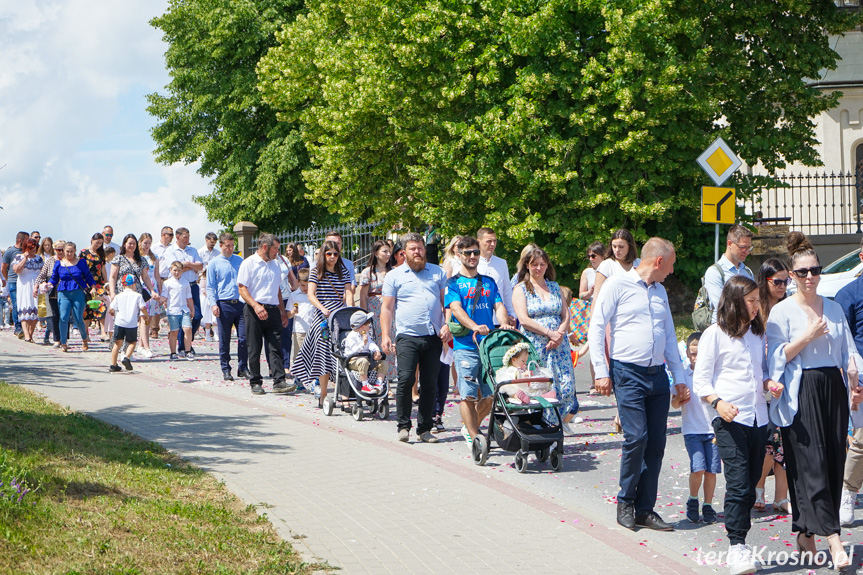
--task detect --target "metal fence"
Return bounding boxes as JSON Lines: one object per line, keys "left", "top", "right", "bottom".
{"left": 747, "top": 172, "right": 862, "bottom": 235}
{"left": 256, "top": 221, "right": 386, "bottom": 269}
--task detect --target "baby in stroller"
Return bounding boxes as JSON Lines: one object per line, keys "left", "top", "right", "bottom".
{"left": 344, "top": 310, "right": 387, "bottom": 394}
{"left": 495, "top": 342, "right": 557, "bottom": 405}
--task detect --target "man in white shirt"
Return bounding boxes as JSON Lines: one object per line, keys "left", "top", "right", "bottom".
{"left": 102, "top": 225, "right": 122, "bottom": 276}
{"left": 703, "top": 224, "right": 754, "bottom": 323}
{"left": 238, "top": 233, "right": 294, "bottom": 396}
{"left": 324, "top": 231, "right": 356, "bottom": 287}
{"left": 160, "top": 227, "right": 203, "bottom": 356}
{"left": 198, "top": 232, "right": 218, "bottom": 270}
{"left": 589, "top": 237, "right": 690, "bottom": 532}
{"left": 152, "top": 226, "right": 174, "bottom": 259}
{"left": 476, "top": 227, "right": 516, "bottom": 325}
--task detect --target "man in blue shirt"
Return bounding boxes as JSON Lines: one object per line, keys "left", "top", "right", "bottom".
{"left": 703, "top": 224, "right": 754, "bottom": 324}
{"left": 381, "top": 233, "right": 451, "bottom": 444}
{"left": 207, "top": 232, "right": 249, "bottom": 381}
{"left": 835, "top": 240, "right": 863, "bottom": 526}
{"left": 446, "top": 236, "right": 512, "bottom": 453}
{"left": 589, "top": 237, "right": 689, "bottom": 532}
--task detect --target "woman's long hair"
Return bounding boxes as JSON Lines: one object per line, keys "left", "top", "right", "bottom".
{"left": 516, "top": 246, "right": 556, "bottom": 295}
{"left": 605, "top": 228, "right": 638, "bottom": 265}
{"left": 120, "top": 233, "right": 142, "bottom": 265}
{"left": 717, "top": 276, "right": 764, "bottom": 338}
{"left": 138, "top": 232, "right": 155, "bottom": 259}
{"left": 365, "top": 240, "right": 392, "bottom": 283}
{"left": 287, "top": 242, "right": 305, "bottom": 266}
{"left": 757, "top": 257, "right": 789, "bottom": 320}
{"left": 316, "top": 240, "right": 346, "bottom": 279}
{"left": 91, "top": 233, "right": 105, "bottom": 260}
{"left": 37, "top": 237, "right": 54, "bottom": 257}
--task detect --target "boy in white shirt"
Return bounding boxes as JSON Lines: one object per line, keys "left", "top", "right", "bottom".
{"left": 108, "top": 274, "right": 146, "bottom": 372}
{"left": 290, "top": 269, "right": 315, "bottom": 374}
{"left": 672, "top": 332, "right": 720, "bottom": 524}
{"left": 161, "top": 261, "right": 195, "bottom": 361}
{"left": 344, "top": 310, "right": 386, "bottom": 394}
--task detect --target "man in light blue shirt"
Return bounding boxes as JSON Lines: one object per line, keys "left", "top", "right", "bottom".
{"left": 207, "top": 232, "right": 248, "bottom": 381}
{"left": 703, "top": 224, "right": 754, "bottom": 323}
{"left": 381, "top": 233, "right": 451, "bottom": 443}
{"left": 589, "top": 237, "right": 689, "bottom": 532}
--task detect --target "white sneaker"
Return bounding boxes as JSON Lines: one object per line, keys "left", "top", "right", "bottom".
{"left": 461, "top": 424, "right": 472, "bottom": 445}
{"left": 727, "top": 544, "right": 757, "bottom": 575}
{"left": 840, "top": 488, "right": 856, "bottom": 526}
{"left": 572, "top": 416, "right": 584, "bottom": 424}
{"left": 139, "top": 348, "right": 153, "bottom": 359}
{"left": 561, "top": 422, "right": 576, "bottom": 437}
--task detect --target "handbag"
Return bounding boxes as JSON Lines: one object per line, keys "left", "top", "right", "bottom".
{"left": 124, "top": 257, "right": 151, "bottom": 301}
{"left": 447, "top": 276, "right": 482, "bottom": 338}
{"left": 37, "top": 294, "right": 49, "bottom": 318}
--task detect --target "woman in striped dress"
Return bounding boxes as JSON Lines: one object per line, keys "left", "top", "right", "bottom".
{"left": 294, "top": 240, "right": 354, "bottom": 407}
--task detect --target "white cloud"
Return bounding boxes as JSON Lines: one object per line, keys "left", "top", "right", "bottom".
{"left": 0, "top": 0, "right": 222, "bottom": 248}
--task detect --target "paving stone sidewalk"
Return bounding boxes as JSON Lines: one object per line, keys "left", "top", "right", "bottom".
{"left": 0, "top": 331, "right": 716, "bottom": 574}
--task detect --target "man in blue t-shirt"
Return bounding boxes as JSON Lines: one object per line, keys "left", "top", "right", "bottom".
{"left": 445, "top": 236, "right": 513, "bottom": 452}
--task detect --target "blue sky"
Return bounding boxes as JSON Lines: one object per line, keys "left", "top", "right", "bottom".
{"left": 0, "top": 0, "right": 218, "bottom": 250}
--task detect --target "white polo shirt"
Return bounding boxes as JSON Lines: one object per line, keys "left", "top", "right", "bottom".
{"left": 237, "top": 253, "right": 281, "bottom": 305}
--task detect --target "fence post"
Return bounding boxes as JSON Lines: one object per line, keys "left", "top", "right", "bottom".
{"left": 233, "top": 221, "right": 258, "bottom": 258}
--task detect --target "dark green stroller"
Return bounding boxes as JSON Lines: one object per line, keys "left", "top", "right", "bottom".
{"left": 476, "top": 329, "right": 564, "bottom": 472}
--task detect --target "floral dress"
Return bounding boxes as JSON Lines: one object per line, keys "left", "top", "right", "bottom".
{"left": 358, "top": 267, "right": 396, "bottom": 378}
{"left": 142, "top": 254, "right": 162, "bottom": 316}
{"left": 79, "top": 249, "right": 107, "bottom": 321}
{"left": 518, "top": 280, "right": 577, "bottom": 423}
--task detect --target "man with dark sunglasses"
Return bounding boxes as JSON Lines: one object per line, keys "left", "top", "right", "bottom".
{"left": 835, "top": 240, "right": 863, "bottom": 527}
{"left": 102, "top": 225, "right": 122, "bottom": 277}
{"left": 702, "top": 224, "right": 755, "bottom": 325}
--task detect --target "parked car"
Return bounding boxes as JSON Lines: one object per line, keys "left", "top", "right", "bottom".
{"left": 814, "top": 248, "right": 863, "bottom": 299}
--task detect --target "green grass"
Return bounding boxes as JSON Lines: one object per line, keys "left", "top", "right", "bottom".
{"left": 0, "top": 382, "right": 326, "bottom": 575}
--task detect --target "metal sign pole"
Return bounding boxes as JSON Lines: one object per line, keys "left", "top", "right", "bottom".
{"left": 715, "top": 224, "right": 720, "bottom": 262}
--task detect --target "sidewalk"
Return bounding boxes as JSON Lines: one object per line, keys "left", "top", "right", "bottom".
{"left": 0, "top": 333, "right": 711, "bottom": 574}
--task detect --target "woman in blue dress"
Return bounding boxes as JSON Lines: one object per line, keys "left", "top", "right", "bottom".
{"left": 512, "top": 245, "right": 578, "bottom": 434}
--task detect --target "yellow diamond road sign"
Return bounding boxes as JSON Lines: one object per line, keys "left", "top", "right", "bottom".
{"left": 702, "top": 187, "right": 736, "bottom": 224}
{"left": 697, "top": 137, "right": 742, "bottom": 186}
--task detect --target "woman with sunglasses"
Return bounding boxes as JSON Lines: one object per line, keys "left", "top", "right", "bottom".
{"left": 766, "top": 232, "right": 863, "bottom": 568}
{"left": 293, "top": 240, "right": 354, "bottom": 407}
{"left": 753, "top": 258, "right": 792, "bottom": 513}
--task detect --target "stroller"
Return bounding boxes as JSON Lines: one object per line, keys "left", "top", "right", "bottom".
{"left": 475, "top": 329, "right": 564, "bottom": 472}
{"left": 321, "top": 306, "right": 391, "bottom": 421}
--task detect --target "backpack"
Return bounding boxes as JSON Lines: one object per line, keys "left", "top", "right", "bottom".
{"left": 692, "top": 262, "right": 753, "bottom": 331}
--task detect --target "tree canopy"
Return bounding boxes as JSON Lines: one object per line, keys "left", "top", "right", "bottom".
{"left": 257, "top": 0, "right": 857, "bottom": 283}
{"left": 147, "top": 0, "right": 334, "bottom": 232}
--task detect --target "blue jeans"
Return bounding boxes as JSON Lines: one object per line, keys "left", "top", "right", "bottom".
{"left": 453, "top": 348, "right": 492, "bottom": 399}
{"left": 177, "top": 282, "right": 203, "bottom": 350}
{"left": 58, "top": 290, "right": 89, "bottom": 345}
{"left": 611, "top": 359, "right": 670, "bottom": 514}
{"left": 9, "top": 281, "right": 20, "bottom": 334}
{"left": 216, "top": 300, "right": 247, "bottom": 373}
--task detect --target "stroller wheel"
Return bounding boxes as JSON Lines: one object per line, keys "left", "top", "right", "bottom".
{"left": 377, "top": 400, "right": 390, "bottom": 420}
{"left": 514, "top": 451, "right": 528, "bottom": 473}
{"left": 352, "top": 403, "right": 364, "bottom": 421}
{"left": 550, "top": 451, "right": 563, "bottom": 472}
{"left": 323, "top": 397, "right": 334, "bottom": 417}
{"left": 472, "top": 435, "right": 489, "bottom": 466}
{"left": 536, "top": 447, "right": 549, "bottom": 463}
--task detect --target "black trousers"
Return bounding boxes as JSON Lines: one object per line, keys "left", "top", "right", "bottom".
{"left": 243, "top": 304, "right": 286, "bottom": 386}
{"left": 782, "top": 367, "right": 848, "bottom": 536}
{"left": 395, "top": 334, "right": 442, "bottom": 434}
{"left": 714, "top": 419, "right": 768, "bottom": 545}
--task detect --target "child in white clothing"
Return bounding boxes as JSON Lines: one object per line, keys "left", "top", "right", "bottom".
{"left": 108, "top": 274, "right": 146, "bottom": 372}
{"left": 344, "top": 310, "right": 386, "bottom": 394}
{"left": 495, "top": 342, "right": 557, "bottom": 404}
{"left": 290, "top": 269, "right": 315, "bottom": 373}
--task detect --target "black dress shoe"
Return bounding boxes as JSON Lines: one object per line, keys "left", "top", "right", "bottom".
{"left": 250, "top": 384, "right": 265, "bottom": 395}
{"left": 238, "top": 369, "right": 252, "bottom": 379}
{"left": 635, "top": 510, "right": 674, "bottom": 531}
{"left": 223, "top": 371, "right": 235, "bottom": 381}
{"left": 617, "top": 502, "right": 636, "bottom": 530}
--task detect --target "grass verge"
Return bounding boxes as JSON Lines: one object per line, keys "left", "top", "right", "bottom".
{"left": 0, "top": 382, "right": 326, "bottom": 575}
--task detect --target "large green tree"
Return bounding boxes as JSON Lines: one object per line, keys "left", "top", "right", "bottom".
{"left": 147, "top": 0, "right": 334, "bottom": 232}
{"left": 258, "top": 0, "right": 856, "bottom": 283}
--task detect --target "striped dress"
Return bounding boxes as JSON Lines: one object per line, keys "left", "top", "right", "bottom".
{"left": 293, "top": 265, "right": 351, "bottom": 386}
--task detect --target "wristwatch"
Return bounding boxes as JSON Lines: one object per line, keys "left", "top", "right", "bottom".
{"left": 711, "top": 398, "right": 722, "bottom": 409}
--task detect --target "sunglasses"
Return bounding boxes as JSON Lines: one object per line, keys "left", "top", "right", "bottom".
{"left": 731, "top": 241, "right": 752, "bottom": 252}
{"left": 768, "top": 277, "right": 792, "bottom": 287}
{"left": 588, "top": 253, "right": 599, "bottom": 259}
{"left": 461, "top": 249, "right": 481, "bottom": 257}
{"left": 791, "top": 266, "right": 822, "bottom": 278}
{"left": 163, "top": 233, "right": 174, "bottom": 237}
{"left": 104, "top": 233, "right": 113, "bottom": 237}
{"left": 325, "top": 251, "right": 339, "bottom": 257}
